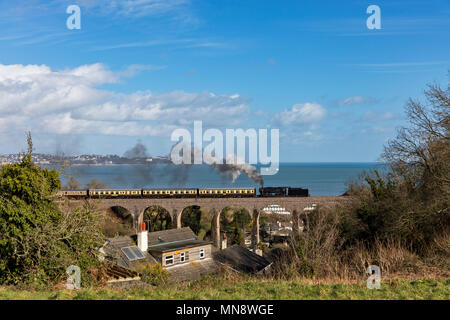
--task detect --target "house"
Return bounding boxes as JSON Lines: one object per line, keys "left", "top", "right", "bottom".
{"left": 101, "top": 225, "right": 275, "bottom": 283}
{"left": 146, "top": 228, "right": 218, "bottom": 282}
{"left": 268, "top": 221, "right": 293, "bottom": 237}
{"left": 100, "top": 227, "right": 218, "bottom": 282}
{"left": 213, "top": 245, "right": 272, "bottom": 274}
{"left": 147, "top": 228, "right": 214, "bottom": 267}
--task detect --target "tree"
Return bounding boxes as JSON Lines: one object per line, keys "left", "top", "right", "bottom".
{"left": 0, "top": 133, "right": 104, "bottom": 286}
{"left": 230, "top": 220, "right": 245, "bottom": 246}
{"left": 66, "top": 177, "right": 81, "bottom": 189}
{"left": 86, "top": 178, "right": 106, "bottom": 189}
{"left": 180, "top": 206, "right": 212, "bottom": 239}
{"left": 342, "top": 76, "right": 449, "bottom": 250}
{"left": 220, "top": 207, "right": 251, "bottom": 246}
{"left": 181, "top": 206, "right": 202, "bottom": 234}
{"left": 383, "top": 80, "right": 449, "bottom": 200}
{"left": 143, "top": 206, "right": 172, "bottom": 232}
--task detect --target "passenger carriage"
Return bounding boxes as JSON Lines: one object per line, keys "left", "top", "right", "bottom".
{"left": 56, "top": 189, "right": 88, "bottom": 199}
{"left": 89, "top": 189, "right": 142, "bottom": 199}
{"left": 142, "top": 189, "right": 197, "bottom": 198}
{"left": 198, "top": 188, "right": 256, "bottom": 198}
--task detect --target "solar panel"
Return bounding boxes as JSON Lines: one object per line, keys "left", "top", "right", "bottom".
{"left": 121, "top": 246, "right": 145, "bottom": 261}
{"left": 130, "top": 246, "right": 145, "bottom": 259}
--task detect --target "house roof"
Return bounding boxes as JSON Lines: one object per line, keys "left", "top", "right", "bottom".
{"left": 147, "top": 227, "right": 212, "bottom": 253}
{"left": 102, "top": 236, "right": 157, "bottom": 270}
{"left": 213, "top": 245, "right": 272, "bottom": 274}
{"left": 147, "top": 227, "right": 198, "bottom": 246}
{"left": 148, "top": 239, "right": 212, "bottom": 253}
{"left": 166, "top": 258, "right": 219, "bottom": 282}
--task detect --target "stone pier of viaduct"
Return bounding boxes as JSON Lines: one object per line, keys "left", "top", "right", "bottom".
{"left": 62, "top": 196, "right": 350, "bottom": 248}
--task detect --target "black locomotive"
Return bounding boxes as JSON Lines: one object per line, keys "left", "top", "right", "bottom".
{"left": 259, "top": 186, "right": 309, "bottom": 197}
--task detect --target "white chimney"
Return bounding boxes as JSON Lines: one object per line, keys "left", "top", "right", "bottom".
{"left": 137, "top": 222, "right": 148, "bottom": 252}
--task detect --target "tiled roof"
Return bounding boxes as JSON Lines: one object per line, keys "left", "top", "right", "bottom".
{"left": 213, "top": 245, "right": 272, "bottom": 274}
{"left": 147, "top": 227, "right": 198, "bottom": 246}
{"left": 166, "top": 258, "right": 219, "bottom": 282}
{"left": 148, "top": 239, "right": 212, "bottom": 253}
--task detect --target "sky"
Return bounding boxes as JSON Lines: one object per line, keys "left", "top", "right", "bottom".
{"left": 0, "top": 0, "right": 449, "bottom": 162}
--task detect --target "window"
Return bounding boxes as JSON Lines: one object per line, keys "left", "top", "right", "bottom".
{"left": 180, "top": 252, "right": 185, "bottom": 263}
{"left": 165, "top": 255, "right": 174, "bottom": 266}
{"left": 200, "top": 248, "right": 205, "bottom": 259}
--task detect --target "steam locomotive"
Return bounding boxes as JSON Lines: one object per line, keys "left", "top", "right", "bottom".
{"left": 56, "top": 186, "right": 309, "bottom": 199}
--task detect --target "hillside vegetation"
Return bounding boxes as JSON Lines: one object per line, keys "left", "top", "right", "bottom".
{"left": 1, "top": 278, "right": 448, "bottom": 300}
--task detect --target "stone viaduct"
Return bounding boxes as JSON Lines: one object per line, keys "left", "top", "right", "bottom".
{"left": 63, "top": 196, "right": 350, "bottom": 248}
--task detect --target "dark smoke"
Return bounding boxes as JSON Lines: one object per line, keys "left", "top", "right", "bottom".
{"left": 209, "top": 154, "right": 264, "bottom": 186}
{"left": 123, "top": 142, "right": 148, "bottom": 159}
{"left": 122, "top": 142, "right": 154, "bottom": 187}
{"left": 169, "top": 143, "right": 264, "bottom": 186}
{"left": 167, "top": 164, "right": 191, "bottom": 186}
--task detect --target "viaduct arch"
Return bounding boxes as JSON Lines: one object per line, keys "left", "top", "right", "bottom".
{"left": 61, "top": 196, "right": 350, "bottom": 248}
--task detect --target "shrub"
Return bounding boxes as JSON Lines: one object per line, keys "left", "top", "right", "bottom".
{"left": 0, "top": 133, "right": 104, "bottom": 287}
{"left": 137, "top": 263, "right": 169, "bottom": 286}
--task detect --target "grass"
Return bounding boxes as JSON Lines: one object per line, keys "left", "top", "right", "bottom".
{"left": 0, "top": 278, "right": 448, "bottom": 300}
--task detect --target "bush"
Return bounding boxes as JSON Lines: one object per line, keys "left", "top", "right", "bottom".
{"left": 137, "top": 263, "right": 169, "bottom": 286}
{"left": 0, "top": 133, "right": 104, "bottom": 287}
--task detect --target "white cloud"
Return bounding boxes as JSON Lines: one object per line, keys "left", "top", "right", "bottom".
{"left": 74, "top": 0, "right": 191, "bottom": 18}
{"left": 111, "top": 0, "right": 190, "bottom": 18}
{"left": 0, "top": 63, "right": 251, "bottom": 138}
{"left": 361, "top": 111, "right": 397, "bottom": 122}
{"left": 277, "top": 103, "right": 327, "bottom": 125}
{"left": 338, "top": 96, "right": 376, "bottom": 107}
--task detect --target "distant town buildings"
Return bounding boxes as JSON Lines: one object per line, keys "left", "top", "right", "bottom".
{"left": 0, "top": 153, "right": 171, "bottom": 166}
{"left": 262, "top": 204, "right": 291, "bottom": 215}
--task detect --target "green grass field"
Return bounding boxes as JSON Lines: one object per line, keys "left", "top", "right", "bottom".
{"left": 0, "top": 278, "right": 448, "bottom": 300}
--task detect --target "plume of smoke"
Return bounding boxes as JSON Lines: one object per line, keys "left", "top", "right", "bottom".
{"left": 123, "top": 142, "right": 148, "bottom": 159}
{"left": 122, "top": 142, "right": 154, "bottom": 187}
{"left": 169, "top": 142, "right": 264, "bottom": 186}
{"left": 167, "top": 164, "right": 191, "bottom": 186}
{"left": 207, "top": 153, "right": 264, "bottom": 186}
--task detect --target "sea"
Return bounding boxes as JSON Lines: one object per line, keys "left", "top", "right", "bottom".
{"left": 49, "top": 162, "right": 387, "bottom": 196}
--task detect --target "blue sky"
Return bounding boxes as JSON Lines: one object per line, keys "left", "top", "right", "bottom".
{"left": 0, "top": 0, "right": 449, "bottom": 162}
